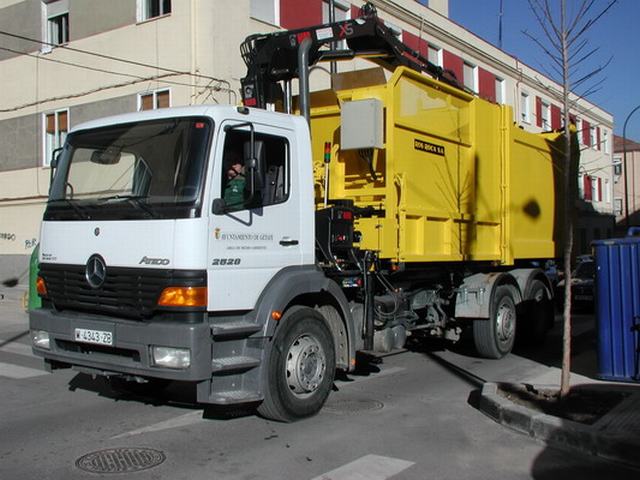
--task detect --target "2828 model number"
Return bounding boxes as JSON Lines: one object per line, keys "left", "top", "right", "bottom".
{"left": 212, "top": 258, "right": 241, "bottom": 266}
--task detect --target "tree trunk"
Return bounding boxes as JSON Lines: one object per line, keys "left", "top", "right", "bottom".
{"left": 560, "top": 0, "right": 573, "bottom": 398}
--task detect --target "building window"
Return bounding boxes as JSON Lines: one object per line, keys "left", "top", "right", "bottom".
{"left": 590, "top": 125, "right": 597, "bottom": 149}
{"left": 541, "top": 101, "right": 550, "bottom": 130}
{"left": 604, "top": 178, "right": 610, "bottom": 203}
{"left": 613, "top": 156, "right": 622, "bottom": 178}
{"left": 520, "top": 92, "right": 531, "bottom": 124}
{"left": 138, "top": 89, "right": 170, "bottom": 110}
{"left": 577, "top": 119, "right": 583, "bottom": 144}
{"left": 463, "top": 62, "right": 477, "bottom": 93}
{"left": 428, "top": 45, "right": 443, "bottom": 67}
{"left": 48, "top": 12, "right": 69, "bottom": 45}
{"left": 603, "top": 130, "right": 609, "bottom": 154}
{"left": 592, "top": 176, "right": 601, "bottom": 202}
{"left": 322, "top": 1, "right": 349, "bottom": 48}
{"left": 138, "top": 0, "right": 171, "bottom": 22}
{"left": 43, "top": 0, "right": 69, "bottom": 48}
{"left": 495, "top": 77, "right": 505, "bottom": 104}
{"left": 614, "top": 198, "right": 623, "bottom": 215}
{"left": 44, "top": 110, "right": 68, "bottom": 167}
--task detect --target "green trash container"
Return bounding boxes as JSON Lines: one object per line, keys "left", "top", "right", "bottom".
{"left": 28, "top": 244, "right": 41, "bottom": 310}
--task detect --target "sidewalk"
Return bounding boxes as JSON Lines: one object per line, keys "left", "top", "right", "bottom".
{"left": 0, "top": 283, "right": 29, "bottom": 333}
{"left": 478, "top": 321, "right": 640, "bottom": 470}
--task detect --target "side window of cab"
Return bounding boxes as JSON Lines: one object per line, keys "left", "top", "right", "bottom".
{"left": 220, "top": 130, "right": 289, "bottom": 211}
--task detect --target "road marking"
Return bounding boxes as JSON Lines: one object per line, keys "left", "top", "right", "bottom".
{"left": 111, "top": 411, "right": 204, "bottom": 439}
{"left": 335, "top": 366, "right": 406, "bottom": 387}
{"left": 310, "top": 454, "right": 414, "bottom": 480}
{"left": 0, "top": 342, "right": 34, "bottom": 358}
{"left": 0, "top": 362, "right": 48, "bottom": 379}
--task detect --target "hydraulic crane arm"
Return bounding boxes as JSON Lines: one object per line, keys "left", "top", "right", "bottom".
{"left": 240, "top": 2, "right": 461, "bottom": 109}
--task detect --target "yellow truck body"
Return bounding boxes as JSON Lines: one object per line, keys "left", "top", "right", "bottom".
{"left": 309, "top": 66, "right": 565, "bottom": 265}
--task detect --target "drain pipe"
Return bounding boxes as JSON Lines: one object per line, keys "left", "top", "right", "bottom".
{"left": 298, "top": 36, "right": 312, "bottom": 126}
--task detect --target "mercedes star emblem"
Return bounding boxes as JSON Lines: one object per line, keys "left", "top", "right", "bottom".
{"left": 85, "top": 254, "right": 106, "bottom": 289}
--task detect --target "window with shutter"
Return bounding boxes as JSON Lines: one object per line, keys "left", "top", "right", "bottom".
{"left": 43, "top": 110, "right": 69, "bottom": 167}
{"left": 138, "top": 89, "right": 170, "bottom": 110}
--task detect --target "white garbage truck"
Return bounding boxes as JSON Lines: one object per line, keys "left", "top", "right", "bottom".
{"left": 30, "top": 4, "right": 564, "bottom": 421}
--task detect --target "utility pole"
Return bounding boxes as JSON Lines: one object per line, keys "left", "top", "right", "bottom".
{"left": 498, "top": 0, "right": 504, "bottom": 49}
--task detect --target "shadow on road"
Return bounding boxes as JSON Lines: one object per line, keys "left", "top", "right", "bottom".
{"left": 513, "top": 313, "right": 598, "bottom": 379}
{"left": 67, "top": 373, "right": 259, "bottom": 421}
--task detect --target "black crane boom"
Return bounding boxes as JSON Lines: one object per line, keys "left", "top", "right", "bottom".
{"left": 240, "top": 2, "right": 461, "bottom": 109}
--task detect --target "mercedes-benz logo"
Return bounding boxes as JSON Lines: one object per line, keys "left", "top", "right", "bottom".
{"left": 85, "top": 254, "right": 106, "bottom": 289}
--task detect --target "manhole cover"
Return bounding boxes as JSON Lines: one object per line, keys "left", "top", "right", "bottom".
{"left": 324, "top": 399, "right": 384, "bottom": 414}
{"left": 75, "top": 447, "right": 166, "bottom": 474}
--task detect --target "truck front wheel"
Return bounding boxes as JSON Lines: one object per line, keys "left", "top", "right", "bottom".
{"left": 473, "top": 285, "right": 517, "bottom": 359}
{"left": 258, "top": 307, "right": 336, "bottom": 422}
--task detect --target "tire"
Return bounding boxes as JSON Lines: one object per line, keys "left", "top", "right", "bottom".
{"left": 518, "top": 279, "right": 554, "bottom": 345}
{"left": 258, "top": 307, "right": 336, "bottom": 422}
{"left": 473, "top": 285, "right": 517, "bottom": 359}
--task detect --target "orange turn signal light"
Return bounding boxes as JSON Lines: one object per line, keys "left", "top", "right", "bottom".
{"left": 271, "top": 310, "right": 282, "bottom": 321}
{"left": 158, "top": 286, "right": 207, "bottom": 307}
{"left": 36, "top": 276, "right": 48, "bottom": 297}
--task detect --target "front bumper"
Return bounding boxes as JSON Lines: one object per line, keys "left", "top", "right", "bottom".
{"left": 29, "top": 308, "right": 212, "bottom": 381}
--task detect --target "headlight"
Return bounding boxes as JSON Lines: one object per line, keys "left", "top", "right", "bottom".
{"left": 151, "top": 346, "right": 191, "bottom": 369}
{"left": 32, "top": 330, "right": 50, "bottom": 349}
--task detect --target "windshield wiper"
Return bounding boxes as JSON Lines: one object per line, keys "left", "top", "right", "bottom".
{"left": 48, "top": 198, "right": 91, "bottom": 220}
{"left": 98, "top": 195, "right": 158, "bottom": 218}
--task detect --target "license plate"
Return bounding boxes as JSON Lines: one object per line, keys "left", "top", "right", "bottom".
{"left": 74, "top": 328, "right": 113, "bottom": 346}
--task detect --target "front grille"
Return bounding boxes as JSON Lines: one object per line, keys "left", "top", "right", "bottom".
{"left": 39, "top": 263, "right": 206, "bottom": 319}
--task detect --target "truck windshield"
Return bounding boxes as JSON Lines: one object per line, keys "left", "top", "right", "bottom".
{"left": 46, "top": 117, "right": 212, "bottom": 220}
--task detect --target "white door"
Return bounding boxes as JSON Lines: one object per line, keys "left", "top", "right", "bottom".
{"left": 207, "top": 120, "right": 303, "bottom": 311}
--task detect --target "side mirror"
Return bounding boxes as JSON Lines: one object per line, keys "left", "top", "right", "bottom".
{"left": 49, "top": 147, "right": 63, "bottom": 189}
{"left": 212, "top": 198, "right": 227, "bottom": 215}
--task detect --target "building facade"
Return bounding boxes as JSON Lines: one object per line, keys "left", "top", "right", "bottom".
{"left": 0, "top": 0, "right": 614, "bottom": 277}
{"left": 613, "top": 135, "right": 640, "bottom": 229}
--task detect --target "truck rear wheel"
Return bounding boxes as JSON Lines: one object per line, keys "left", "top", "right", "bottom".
{"left": 473, "top": 285, "right": 516, "bottom": 359}
{"left": 258, "top": 307, "right": 335, "bottom": 422}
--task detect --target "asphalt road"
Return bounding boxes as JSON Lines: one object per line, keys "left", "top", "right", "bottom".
{"left": 0, "top": 297, "right": 637, "bottom": 479}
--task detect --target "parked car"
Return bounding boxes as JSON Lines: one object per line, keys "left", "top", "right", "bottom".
{"left": 555, "top": 257, "right": 595, "bottom": 311}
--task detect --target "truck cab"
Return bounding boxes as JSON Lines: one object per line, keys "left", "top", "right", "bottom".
{"left": 32, "top": 105, "right": 348, "bottom": 421}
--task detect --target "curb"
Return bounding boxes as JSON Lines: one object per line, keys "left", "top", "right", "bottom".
{"left": 478, "top": 382, "right": 640, "bottom": 470}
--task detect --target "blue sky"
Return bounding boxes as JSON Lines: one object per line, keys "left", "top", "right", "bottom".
{"left": 446, "top": 0, "right": 640, "bottom": 142}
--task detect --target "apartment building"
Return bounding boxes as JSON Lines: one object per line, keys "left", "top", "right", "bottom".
{"left": 613, "top": 135, "right": 640, "bottom": 229}
{"left": 0, "top": 0, "right": 614, "bottom": 277}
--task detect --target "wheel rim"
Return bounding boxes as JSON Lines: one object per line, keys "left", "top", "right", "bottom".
{"left": 496, "top": 300, "right": 516, "bottom": 347}
{"left": 286, "top": 334, "right": 327, "bottom": 398}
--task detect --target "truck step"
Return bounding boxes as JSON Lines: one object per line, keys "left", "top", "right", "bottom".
{"left": 209, "top": 390, "right": 263, "bottom": 405}
{"left": 211, "top": 355, "right": 260, "bottom": 373}
{"left": 211, "top": 321, "right": 261, "bottom": 338}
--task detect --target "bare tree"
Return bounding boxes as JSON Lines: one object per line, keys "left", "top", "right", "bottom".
{"left": 524, "top": 0, "right": 616, "bottom": 397}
